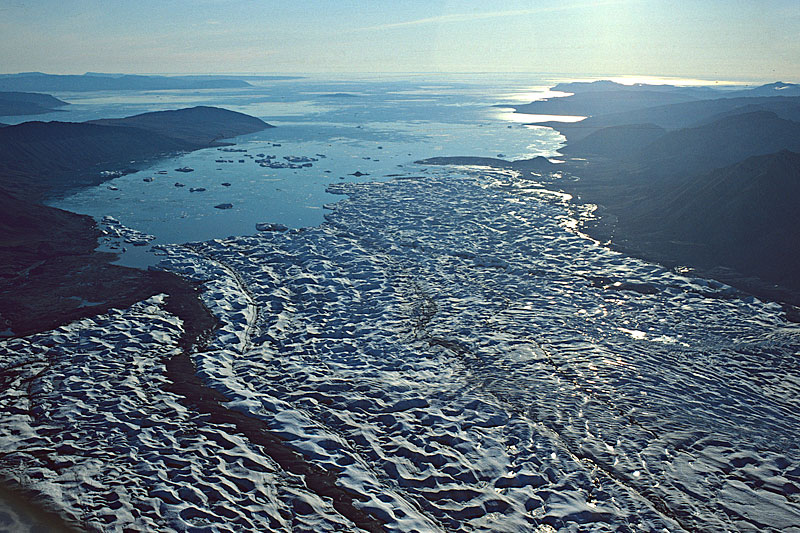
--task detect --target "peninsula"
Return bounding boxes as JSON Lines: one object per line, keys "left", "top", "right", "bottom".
{"left": 0, "top": 106, "right": 272, "bottom": 336}
{"left": 0, "top": 91, "right": 68, "bottom": 116}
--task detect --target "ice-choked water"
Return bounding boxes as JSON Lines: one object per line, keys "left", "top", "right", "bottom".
{"left": 3, "top": 167, "right": 800, "bottom": 532}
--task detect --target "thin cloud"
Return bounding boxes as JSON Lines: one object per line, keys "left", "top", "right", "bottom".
{"left": 359, "top": 1, "right": 629, "bottom": 31}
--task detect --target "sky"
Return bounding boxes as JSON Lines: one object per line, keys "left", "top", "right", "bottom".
{"left": 1, "top": 0, "right": 799, "bottom": 81}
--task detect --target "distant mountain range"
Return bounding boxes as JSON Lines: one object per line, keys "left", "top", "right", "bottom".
{"left": 512, "top": 88, "right": 700, "bottom": 117}
{"left": 564, "top": 110, "right": 800, "bottom": 175}
{"left": 519, "top": 80, "right": 800, "bottom": 137}
{"left": 0, "top": 72, "right": 298, "bottom": 92}
{"left": 541, "top": 95, "right": 800, "bottom": 143}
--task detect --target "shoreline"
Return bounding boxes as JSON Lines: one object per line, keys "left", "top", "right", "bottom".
{"left": 419, "top": 156, "right": 800, "bottom": 320}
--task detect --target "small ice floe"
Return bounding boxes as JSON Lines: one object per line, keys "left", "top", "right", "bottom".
{"left": 618, "top": 327, "right": 647, "bottom": 340}
{"left": 99, "top": 170, "right": 123, "bottom": 177}
{"left": 265, "top": 155, "right": 316, "bottom": 168}
{"left": 221, "top": 182, "right": 231, "bottom": 187}
{"left": 284, "top": 155, "right": 317, "bottom": 163}
{"left": 214, "top": 203, "right": 233, "bottom": 210}
{"left": 350, "top": 171, "right": 368, "bottom": 177}
{"left": 143, "top": 177, "right": 154, "bottom": 182}
{"left": 100, "top": 216, "right": 155, "bottom": 248}
{"left": 156, "top": 170, "right": 168, "bottom": 174}
{"left": 107, "top": 185, "right": 118, "bottom": 191}
{"left": 189, "top": 187, "right": 206, "bottom": 192}
{"left": 175, "top": 166, "right": 194, "bottom": 172}
{"left": 174, "top": 182, "right": 185, "bottom": 187}
{"left": 255, "top": 222, "right": 288, "bottom": 232}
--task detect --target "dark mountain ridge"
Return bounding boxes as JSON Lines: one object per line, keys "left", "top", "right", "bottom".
{"left": 566, "top": 109, "right": 800, "bottom": 175}
{"left": 725, "top": 81, "right": 800, "bottom": 98}
{"left": 559, "top": 123, "right": 666, "bottom": 158}
{"left": 551, "top": 80, "right": 721, "bottom": 98}
{"left": 0, "top": 121, "right": 195, "bottom": 198}
{"left": 549, "top": 98, "right": 800, "bottom": 307}
{"left": 636, "top": 110, "right": 800, "bottom": 176}
{"left": 0, "top": 91, "right": 68, "bottom": 116}
{"left": 542, "top": 95, "right": 800, "bottom": 143}
{"left": 513, "top": 89, "right": 703, "bottom": 118}
{"left": 617, "top": 150, "right": 800, "bottom": 291}
{"left": 89, "top": 105, "right": 273, "bottom": 146}
{"left": 0, "top": 72, "right": 253, "bottom": 92}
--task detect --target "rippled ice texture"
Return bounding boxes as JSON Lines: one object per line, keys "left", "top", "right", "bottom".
{"left": 5, "top": 163, "right": 798, "bottom": 531}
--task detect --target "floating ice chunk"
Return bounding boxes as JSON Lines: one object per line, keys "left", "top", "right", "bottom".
{"left": 255, "top": 222, "right": 288, "bottom": 232}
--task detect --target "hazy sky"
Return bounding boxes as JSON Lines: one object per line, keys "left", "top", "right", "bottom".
{"left": 2, "top": 0, "right": 798, "bottom": 80}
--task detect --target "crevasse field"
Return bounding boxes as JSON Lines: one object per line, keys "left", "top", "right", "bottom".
{"left": 1, "top": 75, "right": 799, "bottom": 532}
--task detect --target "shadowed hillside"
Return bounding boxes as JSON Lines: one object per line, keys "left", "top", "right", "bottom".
{"left": 636, "top": 110, "right": 800, "bottom": 176}
{"left": 559, "top": 123, "right": 666, "bottom": 158}
{"left": 561, "top": 110, "right": 800, "bottom": 176}
{"left": 0, "top": 91, "right": 68, "bottom": 116}
{"left": 0, "top": 106, "right": 272, "bottom": 335}
{"left": 513, "top": 89, "right": 702, "bottom": 117}
{"left": 0, "top": 107, "right": 271, "bottom": 199}
{"left": 505, "top": 82, "right": 800, "bottom": 307}
{"left": 542, "top": 95, "right": 800, "bottom": 143}
{"left": 89, "top": 105, "right": 273, "bottom": 146}
{"left": 0, "top": 72, "right": 252, "bottom": 91}
{"left": 0, "top": 121, "right": 195, "bottom": 197}
{"left": 611, "top": 150, "right": 800, "bottom": 291}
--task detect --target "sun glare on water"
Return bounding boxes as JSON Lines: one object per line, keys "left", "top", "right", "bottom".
{"left": 608, "top": 75, "right": 752, "bottom": 87}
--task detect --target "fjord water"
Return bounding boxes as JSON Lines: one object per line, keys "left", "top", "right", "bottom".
{"left": 48, "top": 74, "right": 566, "bottom": 267}
{"left": 3, "top": 75, "right": 799, "bottom": 531}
